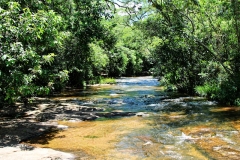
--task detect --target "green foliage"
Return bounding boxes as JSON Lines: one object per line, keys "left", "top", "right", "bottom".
{"left": 89, "top": 42, "right": 109, "bottom": 77}
{"left": 0, "top": 0, "right": 119, "bottom": 104}
{"left": 100, "top": 78, "right": 116, "bottom": 84}
{"left": 140, "top": 0, "right": 240, "bottom": 104}
{"left": 108, "top": 48, "right": 129, "bottom": 77}
{"left": 0, "top": 2, "right": 68, "bottom": 103}
{"left": 105, "top": 14, "right": 154, "bottom": 77}
{"left": 196, "top": 80, "right": 240, "bottom": 105}
{"left": 195, "top": 83, "right": 220, "bottom": 99}
{"left": 7, "top": 0, "right": 240, "bottom": 106}
{"left": 62, "top": 1, "right": 116, "bottom": 86}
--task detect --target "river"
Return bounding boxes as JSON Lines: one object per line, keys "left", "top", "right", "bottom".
{"left": 28, "top": 76, "right": 240, "bottom": 159}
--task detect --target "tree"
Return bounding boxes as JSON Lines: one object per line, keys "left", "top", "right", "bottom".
{"left": 145, "top": 0, "right": 240, "bottom": 104}
{"left": 0, "top": 0, "right": 116, "bottom": 104}
{"left": 0, "top": 2, "right": 68, "bottom": 103}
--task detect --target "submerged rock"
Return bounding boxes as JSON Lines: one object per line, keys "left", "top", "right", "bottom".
{"left": 56, "top": 125, "right": 68, "bottom": 130}
{"left": 136, "top": 112, "right": 150, "bottom": 117}
{"left": 95, "top": 111, "right": 136, "bottom": 118}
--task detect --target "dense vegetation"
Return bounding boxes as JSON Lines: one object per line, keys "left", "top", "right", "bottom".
{"left": 1, "top": 0, "right": 240, "bottom": 105}
{"left": 144, "top": 0, "right": 240, "bottom": 105}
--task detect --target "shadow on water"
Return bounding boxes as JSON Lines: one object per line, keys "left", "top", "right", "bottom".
{"left": 154, "top": 104, "right": 240, "bottom": 129}
{"left": 25, "top": 129, "right": 61, "bottom": 146}
{"left": 0, "top": 120, "right": 61, "bottom": 147}
{"left": 18, "top": 77, "right": 240, "bottom": 159}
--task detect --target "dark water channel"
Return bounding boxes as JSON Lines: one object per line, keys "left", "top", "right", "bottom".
{"left": 31, "top": 77, "right": 240, "bottom": 159}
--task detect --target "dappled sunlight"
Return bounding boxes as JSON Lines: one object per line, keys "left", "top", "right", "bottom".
{"left": 210, "top": 106, "right": 240, "bottom": 112}
{"left": 22, "top": 77, "right": 240, "bottom": 159}
{"left": 29, "top": 116, "right": 150, "bottom": 159}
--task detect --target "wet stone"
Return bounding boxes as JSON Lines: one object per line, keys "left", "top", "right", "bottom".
{"left": 136, "top": 112, "right": 150, "bottom": 117}
{"left": 1, "top": 77, "right": 240, "bottom": 160}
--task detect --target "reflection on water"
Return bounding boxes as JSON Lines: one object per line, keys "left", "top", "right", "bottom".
{"left": 29, "top": 77, "right": 240, "bottom": 159}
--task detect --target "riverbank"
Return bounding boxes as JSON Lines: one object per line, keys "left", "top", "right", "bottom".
{"left": 0, "top": 147, "right": 75, "bottom": 160}
{"left": 1, "top": 77, "right": 240, "bottom": 159}
{"left": 0, "top": 95, "right": 140, "bottom": 160}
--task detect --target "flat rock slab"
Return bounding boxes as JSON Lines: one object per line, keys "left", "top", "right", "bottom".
{"left": 0, "top": 147, "right": 75, "bottom": 160}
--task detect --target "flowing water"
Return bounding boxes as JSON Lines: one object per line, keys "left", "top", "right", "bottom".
{"left": 28, "top": 77, "right": 240, "bottom": 159}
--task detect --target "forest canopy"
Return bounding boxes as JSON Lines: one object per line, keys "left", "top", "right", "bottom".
{"left": 1, "top": 0, "right": 240, "bottom": 105}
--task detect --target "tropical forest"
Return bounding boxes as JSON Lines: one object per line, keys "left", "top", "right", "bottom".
{"left": 1, "top": 0, "right": 240, "bottom": 159}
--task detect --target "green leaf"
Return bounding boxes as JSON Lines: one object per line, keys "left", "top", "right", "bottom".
{"left": 1, "top": 55, "right": 8, "bottom": 60}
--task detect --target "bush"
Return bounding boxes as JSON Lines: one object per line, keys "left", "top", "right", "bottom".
{"left": 195, "top": 83, "right": 220, "bottom": 99}
{"left": 100, "top": 78, "right": 116, "bottom": 84}
{"left": 196, "top": 80, "right": 240, "bottom": 105}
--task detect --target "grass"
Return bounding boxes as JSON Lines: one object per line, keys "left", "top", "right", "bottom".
{"left": 84, "top": 135, "right": 99, "bottom": 139}
{"left": 99, "top": 78, "right": 116, "bottom": 84}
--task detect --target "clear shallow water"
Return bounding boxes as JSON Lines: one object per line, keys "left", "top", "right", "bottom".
{"left": 29, "top": 77, "right": 240, "bottom": 159}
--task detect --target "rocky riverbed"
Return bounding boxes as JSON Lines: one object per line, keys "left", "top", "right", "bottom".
{"left": 0, "top": 95, "right": 141, "bottom": 160}
{"left": 1, "top": 77, "right": 240, "bottom": 159}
